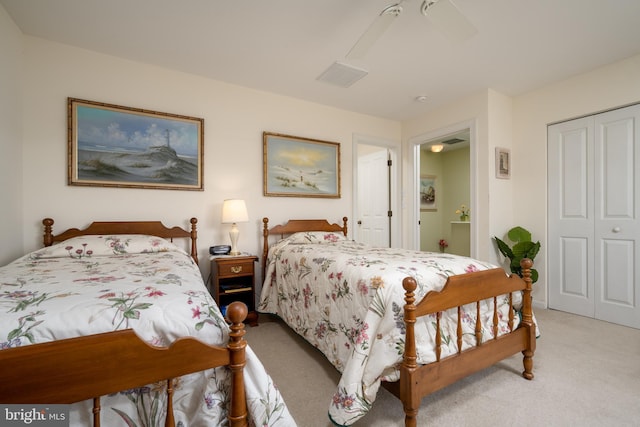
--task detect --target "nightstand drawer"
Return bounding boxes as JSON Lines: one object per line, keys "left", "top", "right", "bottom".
{"left": 217, "top": 260, "right": 254, "bottom": 277}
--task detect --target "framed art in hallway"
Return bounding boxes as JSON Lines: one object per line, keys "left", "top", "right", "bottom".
{"left": 420, "top": 175, "right": 437, "bottom": 211}
{"left": 68, "top": 98, "right": 204, "bottom": 190}
{"left": 263, "top": 132, "right": 341, "bottom": 198}
{"left": 495, "top": 147, "right": 511, "bottom": 179}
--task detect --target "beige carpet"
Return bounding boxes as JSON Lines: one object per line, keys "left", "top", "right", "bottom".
{"left": 245, "top": 308, "right": 640, "bottom": 427}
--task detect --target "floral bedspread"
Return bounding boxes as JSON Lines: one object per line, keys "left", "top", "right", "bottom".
{"left": 259, "top": 231, "right": 527, "bottom": 426}
{"left": 0, "top": 234, "right": 294, "bottom": 427}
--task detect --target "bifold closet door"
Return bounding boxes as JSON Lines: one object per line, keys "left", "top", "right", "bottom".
{"left": 548, "top": 104, "right": 640, "bottom": 329}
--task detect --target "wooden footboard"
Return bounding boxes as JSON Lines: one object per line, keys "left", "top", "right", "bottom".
{"left": 383, "top": 259, "right": 535, "bottom": 427}
{"left": 0, "top": 302, "right": 249, "bottom": 427}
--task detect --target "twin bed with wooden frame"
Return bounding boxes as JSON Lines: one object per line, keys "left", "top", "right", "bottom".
{"left": 260, "top": 217, "right": 536, "bottom": 427}
{"left": 0, "top": 218, "right": 294, "bottom": 427}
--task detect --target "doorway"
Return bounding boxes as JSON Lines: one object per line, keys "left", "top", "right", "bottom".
{"left": 419, "top": 131, "right": 470, "bottom": 255}
{"left": 353, "top": 134, "right": 399, "bottom": 247}
{"left": 409, "top": 121, "right": 475, "bottom": 256}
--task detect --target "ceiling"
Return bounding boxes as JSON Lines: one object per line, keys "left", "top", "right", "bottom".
{"left": 3, "top": 0, "right": 640, "bottom": 121}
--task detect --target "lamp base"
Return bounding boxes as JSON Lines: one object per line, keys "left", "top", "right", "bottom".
{"left": 229, "top": 223, "right": 240, "bottom": 256}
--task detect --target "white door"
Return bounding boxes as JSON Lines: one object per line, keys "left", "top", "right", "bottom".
{"left": 357, "top": 148, "right": 390, "bottom": 247}
{"left": 548, "top": 104, "right": 640, "bottom": 329}
{"left": 548, "top": 117, "right": 595, "bottom": 317}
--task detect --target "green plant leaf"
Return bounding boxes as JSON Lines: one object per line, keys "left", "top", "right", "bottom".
{"left": 494, "top": 226, "right": 540, "bottom": 284}
{"left": 507, "top": 226, "right": 531, "bottom": 243}
{"left": 528, "top": 242, "right": 541, "bottom": 260}
{"left": 531, "top": 269, "right": 539, "bottom": 283}
{"left": 512, "top": 241, "right": 534, "bottom": 259}
{"left": 494, "top": 237, "right": 514, "bottom": 259}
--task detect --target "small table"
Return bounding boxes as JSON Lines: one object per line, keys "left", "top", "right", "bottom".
{"left": 209, "top": 255, "right": 259, "bottom": 326}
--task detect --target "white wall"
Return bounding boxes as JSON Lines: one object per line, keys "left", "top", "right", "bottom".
{"left": 17, "top": 36, "right": 400, "bottom": 285}
{"left": 0, "top": 6, "right": 24, "bottom": 265}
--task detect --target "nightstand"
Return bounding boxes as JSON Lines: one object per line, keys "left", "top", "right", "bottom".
{"left": 210, "top": 255, "right": 259, "bottom": 326}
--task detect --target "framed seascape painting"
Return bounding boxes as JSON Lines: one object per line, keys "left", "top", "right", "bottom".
{"left": 68, "top": 98, "right": 204, "bottom": 190}
{"left": 420, "top": 175, "right": 437, "bottom": 211}
{"left": 263, "top": 132, "right": 341, "bottom": 198}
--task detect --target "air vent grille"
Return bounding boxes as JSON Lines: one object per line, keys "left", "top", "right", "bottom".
{"left": 443, "top": 138, "right": 465, "bottom": 144}
{"left": 317, "top": 62, "right": 368, "bottom": 88}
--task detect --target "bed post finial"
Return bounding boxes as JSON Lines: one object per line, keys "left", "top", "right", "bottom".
{"left": 189, "top": 218, "right": 199, "bottom": 265}
{"left": 401, "top": 276, "right": 419, "bottom": 427}
{"left": 402, "top": 277, "right": 418, "bottom": 370}
{"left": 520, "top": 257, "right": 535, "bottom": 380}
{"left": 43, "top": 218, "right": 54, "bottom": 247}
{"left": 342, "top": 217, "right": 348, "bottom": 237}
{"left": 226, "top": 301, "right": 249, "bottom": 426}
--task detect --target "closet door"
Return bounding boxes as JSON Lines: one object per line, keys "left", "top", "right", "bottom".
{"left": 548, "top": 117, "right": 595, "bottom": 318}
{"left": 548, "top": 104, "right": 640, "bottom": 329}
{"left": 593, "top": 107, "right": 640, "bottom": 328}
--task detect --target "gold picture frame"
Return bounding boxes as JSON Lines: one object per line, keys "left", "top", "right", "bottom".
{"left": 263, "top": 132, "right": 341, "bottom": 198}
{"left": 68, "top": 98, "right": 204, "bottom": 190}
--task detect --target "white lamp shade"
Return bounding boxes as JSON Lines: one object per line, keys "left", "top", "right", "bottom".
{"left": 222, "top": 199, "right": 248, "bottom": 224}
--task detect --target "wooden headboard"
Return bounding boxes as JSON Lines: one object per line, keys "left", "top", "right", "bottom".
{"left": 261, "top": 217, "right": 348, "bottom": 279}
{"left": 42, "top": 218, "right": 199, "bottom": 264}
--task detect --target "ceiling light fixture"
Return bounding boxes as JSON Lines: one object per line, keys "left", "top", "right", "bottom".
{"left": 430, "top": 144, "right": 444, "bottom": 153}
{"left": 415, "top": 95, "right": 428, "bottom": 102}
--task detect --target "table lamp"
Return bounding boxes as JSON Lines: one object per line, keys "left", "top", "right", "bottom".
{"left": 221, "top": 199, "right": 249, "bottom": 256}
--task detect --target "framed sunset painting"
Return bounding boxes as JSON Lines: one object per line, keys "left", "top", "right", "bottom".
{"left": 263, "top": 132, "right": 340, "bottom": 198}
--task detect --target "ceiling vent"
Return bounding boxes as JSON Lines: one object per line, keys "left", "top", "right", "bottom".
{"left": 443, "top": 137, "right": 465, "bottom": 145}
{"left": 317, "top": 62, "right": 368, "bottom": 88}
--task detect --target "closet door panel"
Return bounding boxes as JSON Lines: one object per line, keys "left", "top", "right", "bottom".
{"left": 548, "top": 117, "right": 595, "bottom": 317}
{"left": 593, "top": 107, "right": 640, "bottom": 328}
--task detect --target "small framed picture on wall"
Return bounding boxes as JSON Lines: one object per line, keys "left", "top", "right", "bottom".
{"left": 495, "top": 147, "right": 511, "bottom": 179}
{"left": 420, "top": 175, "right": 437, "bottom": 211}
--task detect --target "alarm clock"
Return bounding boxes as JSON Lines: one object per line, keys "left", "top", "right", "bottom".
{"left": 209, "top": 245, "right": 231, "bottom": 255}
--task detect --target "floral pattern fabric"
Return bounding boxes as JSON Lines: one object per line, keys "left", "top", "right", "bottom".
{"left": 259, "top": 234, "right": 525, "bottom": 426}
{"left": 0, "top": 236, "right": 295, "bottom": 427}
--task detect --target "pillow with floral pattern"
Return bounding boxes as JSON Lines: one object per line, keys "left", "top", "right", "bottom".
{"left": 285, "top": 231, "right": 346, "bottom": 245}
{"left": 35, "top": 235, "right": 186, "bottom": 259}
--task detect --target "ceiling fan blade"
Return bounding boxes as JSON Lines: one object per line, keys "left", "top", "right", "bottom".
{"left": 346, "top": 5, "right": 401, "bottom": 60}
{"left": 421, "top": 0, "right": 477, "bottom": 42}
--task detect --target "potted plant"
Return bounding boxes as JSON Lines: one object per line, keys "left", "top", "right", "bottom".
{"left": 494, "top": 226, "right": 540, "bottom": 284}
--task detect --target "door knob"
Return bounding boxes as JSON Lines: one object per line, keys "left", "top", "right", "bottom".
{"left": 357, "top": 220, "right": 362, "bottom": 225}
{"left": 612, "top": 227, "right": 621, "bottom": 233}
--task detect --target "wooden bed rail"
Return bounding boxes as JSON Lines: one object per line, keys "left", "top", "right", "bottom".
{"left": 389, "top": 258, "right": 535, "bottom": 427}
{"left": 0, "top": 301, "right": 249, "bottom": 427}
